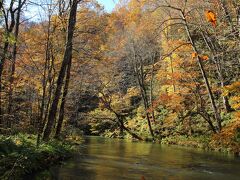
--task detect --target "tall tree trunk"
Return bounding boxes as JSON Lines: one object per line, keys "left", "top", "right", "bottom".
{"left": 8, "top": 0, "right": 25, "bottom": 115}
{"left": 37, "top": 16, "right": 53, "bottom": 146}
{"left": 138, "top": 62, "right": 155, "bottom": 139}
{"left": 0, "top": 0, "right": 25, "bottom": 125}
{"left": 0, "top": 42, "right": 9, "bottom": 125}
{"left": 219, "top": 0, "right": 238, "bottom": 37}
{"left": 130, "top": 47, "right": 155, "bottom": 139}
{"left": 149, "top": 54, "right": 156, "bottom": 123}
{"left": 181, "top": 11, "right": 222, "bottom": 132}
{"left": 237, "top": 7, "right": 240, "bottom": 26}
{"left": 54, "top": 59, "right": 72, "bottom": 138}
{"left": 201, "top": 32, "right": 233, "bottom": 113}
{"left": 170, "top": 56, "right": 176, "bottom": 92}
{"left": 43, "top": 0, "right": 79, "bottom": 141}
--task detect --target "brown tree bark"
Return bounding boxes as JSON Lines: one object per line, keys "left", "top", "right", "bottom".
{"left": 0, "top": 0, "right": 21, "bottom": 124}
{"left": 113, "top": 111, "right": 143, "bottom": 141}
{"left": 132, "top": 51, "right": 155, "bottom": 139}
{"left": 43, "top": 0, "right": 80, "bottom": 141}
{"left": 149, "top": 54, "right": 156, "bottom": 124}
{"left": 37, "top": 14, "right": 54, "bottom": 146}
{"left": 54, "top": 59, "right": 72, "bottom": 138}
{"left": 201, "top": 32, "right": 233, "bottom": 113}
{"left": 180, "top": 11, "right": 222, "bottom": 132}
{"left": 8, "top": 0, "right": 26, "bottom": 115}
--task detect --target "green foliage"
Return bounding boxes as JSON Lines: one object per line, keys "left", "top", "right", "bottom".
{"left": 3, "top": 32, "right": 16, "bottom": 45}
{"left": 88, "top": 108, "right": 116, "bottom": 135}
{"left": 161, "top": 135, "right": 211, "bottom": 149}
{"left": 235, "top": 128, "right": 240, "bottom": 143}
{"left": 0, "top": 134, "right": 76, "bottom": 179}
{"left": 221, "top": 112, "right": 234, "bottom": 126}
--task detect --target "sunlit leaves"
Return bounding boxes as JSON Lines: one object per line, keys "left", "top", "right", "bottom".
{"left": 192, "top": 52, "right": 197, "bottom": 59}
{"left": 201, "top": 55, "right": 209, "bottom": 61}
{"left": 3, "top": 32, "right": 16, "bottom": 44}
{"left": 224, "top": 82, "right": 240, "bottom": 110}
{"left": 205, "top": 10, "right": 217, "bottom": 27}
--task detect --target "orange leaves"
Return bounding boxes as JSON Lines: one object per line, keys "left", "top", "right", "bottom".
{"left": 201, "top": 55, "right": 209, "bottom": 61}
{"left": 158, "top": 93, "right": 184, "bottom": 112}
{"left": 192, "top": 52, "right": 197, "bottom": 59}
{"left": 205, "top": 10, "right": 217, "bottom": 27}
{"left": 192, "top": 52, "right": 209, "bottom": 61}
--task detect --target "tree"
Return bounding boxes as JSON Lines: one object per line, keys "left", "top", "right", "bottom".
{"left": 43, "top": 0, "right": 81, "bottom": 140}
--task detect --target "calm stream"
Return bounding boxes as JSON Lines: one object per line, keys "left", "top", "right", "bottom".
{"left": 34, "top": 136, "right": 240, "bottom": 180}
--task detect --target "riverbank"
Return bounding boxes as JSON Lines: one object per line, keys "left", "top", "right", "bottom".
{"left": 101, "top": 120, "right": 240, "bottom": 156}
{"left": 161, "top": 121, "right": 240, "bottom": 156}
{"left": 0, "top": 134, "right": 79, "bottom": 179}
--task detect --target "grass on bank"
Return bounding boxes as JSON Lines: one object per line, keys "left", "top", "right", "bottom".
{"left": 161, "top": 120, "right": 240, "bottom": 155}
{"left": 0, "top": 134, "right": 79, "bottom": 179}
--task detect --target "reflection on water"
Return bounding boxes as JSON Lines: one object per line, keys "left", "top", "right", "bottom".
{"left": 33, "top": 136, "right": 240, "bottom": 180}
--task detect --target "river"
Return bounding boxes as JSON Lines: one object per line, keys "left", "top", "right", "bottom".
{"left": 33, "top": 136, "right": 240, "bottom": 180}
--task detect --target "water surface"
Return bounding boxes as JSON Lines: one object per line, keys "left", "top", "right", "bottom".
{"left": 34, "top": 136, "right": 240, "bottom": 180}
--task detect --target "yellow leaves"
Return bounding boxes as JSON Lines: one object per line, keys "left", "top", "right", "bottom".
{"left": 51, "top": 14, "right": 68, "bottom": 31}
{"left": 225, "top": 81, "right": 240, "bottom": 93}
{"left": 224, "top": 81, "right": 240, "bottom": 110}
{"left": 15, "top": 139, "right": 22, "bottom": 146}
{"left": 231, "top": 96, "right": 240, "bottom": 110}
{"left": 126, "top": 87, "right": 140, "bottom": 97}
{"left": 100, "top": 45, "right": 108, "bottom": 51}
{"left": 223, "top": 81, "right": 240, "bottom": 97}
{"left": 205, "top": 10, "right": 217, "bottom": 27}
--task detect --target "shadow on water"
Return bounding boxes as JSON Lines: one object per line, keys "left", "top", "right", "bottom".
{"left": 31, "top": 136, "right": 240, "bottom": 180}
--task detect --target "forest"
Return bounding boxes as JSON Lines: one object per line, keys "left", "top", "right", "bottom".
{"left": 0, "top": 0, "right": 240, "bottom": 179}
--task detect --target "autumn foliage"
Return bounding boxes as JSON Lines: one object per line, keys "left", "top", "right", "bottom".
{"left": 0, "top": 0, "right": 239, "bottom": 154}
{"left": 205, "top": 10, "right": 217, "bottom": 27}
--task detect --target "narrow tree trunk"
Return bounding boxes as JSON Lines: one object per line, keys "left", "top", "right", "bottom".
{"left": 43, "top": 0, "right": 79, "bottom": 141}
{"left": 200, "top": 112, "right": 217, "bottom": 133}
{"left": 54, "top": 59, "right": 72, "bottom": 138}
{"left": 170, "top": 56, "right": 176, "bottom": 92}
{"left": 139, "top": 56, "right": 155, "bottom": 139}
{"left": 136, "top": 63, "right": 155, "bottom": 139}
{"left": 37, "top": 17, "right": 53, "bottom": 146}
{"left": 181, "top": 12, "right": 222, "bottom": 132}
{"left": 0, "top": 0, "right": 23, "bottom": 125}
{"left": 114, "top": 113, "right": 143, "bottom": 141}
{"left": 8, "top": 0, "right": 24, "bottom": 115}
{"left": 138, "top": 71, "right": 155, "bottom": 139}
{"left": 149, "top": 54, "right": 156, "bottom": 123}
{"left": 201, "top": 32, "right": 233, "bottom": 113}
{"left": 219, "top": 0, "right": 238, "bottom": 37}
{"left": 237, "top": 7, "right": 240, "bottom": 26}
{"left": 0, "top": 42, "right": 9, "bottom": 125}
{"left": 43, "top": 53, "right": 56, "bottom": 127}
{"left": 130, "top": 47, "right": 155, "bottom": 139}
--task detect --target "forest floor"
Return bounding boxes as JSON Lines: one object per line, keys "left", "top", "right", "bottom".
{"left": 0, "top": 134, "right": 80, "bottom": 179}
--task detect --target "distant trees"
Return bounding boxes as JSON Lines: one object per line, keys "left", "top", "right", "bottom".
{"left": 86, "top": 0, "right": 239, "bottom": 139}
